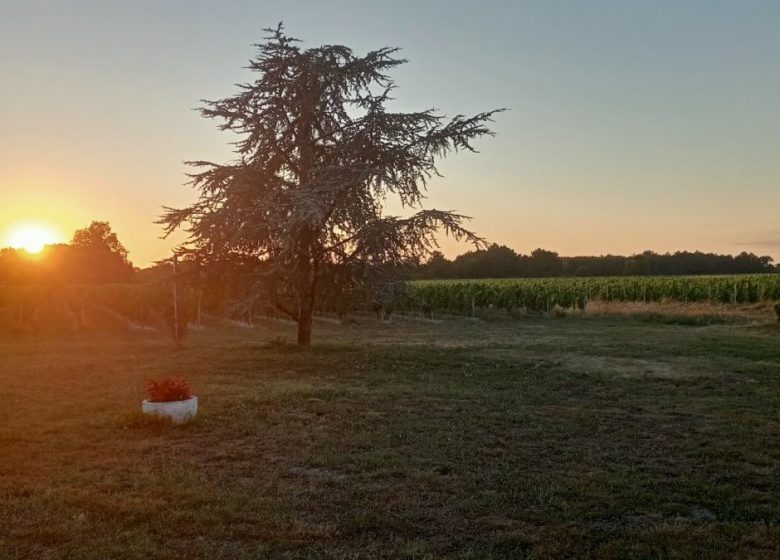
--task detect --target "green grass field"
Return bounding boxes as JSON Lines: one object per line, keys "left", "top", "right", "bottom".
{"left": 1, "top": 314, "right": 779, "bottom": 559}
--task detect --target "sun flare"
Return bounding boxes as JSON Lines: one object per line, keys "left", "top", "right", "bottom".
{"left": 7, "top": 225, "right": 60, "bottom": 254}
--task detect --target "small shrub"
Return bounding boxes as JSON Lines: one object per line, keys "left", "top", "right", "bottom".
{"left": 145, "top": 376, "right": 193, "bottom": 402}
{"left": 552, "top": 306, "right": 568, "bottom": 318}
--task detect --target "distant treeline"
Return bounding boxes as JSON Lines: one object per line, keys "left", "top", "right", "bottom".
{"left": 414, "top": 245, "right": 778, "bottom": 279}
{"left": 1, "top": 226, "right": 777, "bottom": 289}
{"left": 0, "top": 222, "right": 134, "bottom": 286}
{"left": 0, "top": 245, "right": 135, "bottom": 285}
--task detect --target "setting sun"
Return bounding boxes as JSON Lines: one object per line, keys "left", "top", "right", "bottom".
{"left": 7, "top": 225, "right": 60, "bottom": 254}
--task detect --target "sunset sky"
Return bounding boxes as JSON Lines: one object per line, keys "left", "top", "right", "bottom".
{"left": 2, "top": 0, "right": 779, "bottom": 266}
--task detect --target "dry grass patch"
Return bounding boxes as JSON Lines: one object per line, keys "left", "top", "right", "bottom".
{"left": 585, "top": 299, "right": 774, "bottom": 325}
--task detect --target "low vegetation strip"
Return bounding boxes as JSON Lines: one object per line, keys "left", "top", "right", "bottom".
{"left": 409, "top": 274, "right": 780, "bottom": 314}
{"left": 3, "top": 274, "right": 780, "bottom": 334}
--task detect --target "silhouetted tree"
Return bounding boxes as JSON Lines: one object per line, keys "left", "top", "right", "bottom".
{"left": 523, "top": 249, "right": 563, "bottom": 277}
{"left": 161, "top": 25, "right": 500, "bottom": 345}
{"left": 423, "top": 251, "right": 452, "bottom": 279}
{"left": 447, "top": 244, "right": 522, "bottom": 278}
{"left": 69, "top": 221, "right": 134, "bottom": 283}
{"left": 72, "top": 221, "right": 130, "bottom": 264}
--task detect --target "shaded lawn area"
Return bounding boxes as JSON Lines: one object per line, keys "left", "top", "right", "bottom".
{"left": 0, "top": 317, "right": 779, "bottom": 559}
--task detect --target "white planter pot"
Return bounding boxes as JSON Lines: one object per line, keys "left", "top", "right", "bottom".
{"left": 142, "top": 396, "right": 198, "bottom": 424}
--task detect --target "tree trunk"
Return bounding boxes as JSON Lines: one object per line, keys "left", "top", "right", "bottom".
{"left": 297, "top": 304, "right": 313, "bottom": 346}
{"left": 293, "top": 81, "right": 319, "bottom": 347}
{"left": 196, "top": 289, "right": 202, "bottom": 326}
{"left": 295, "top": 259, "right": 317, "bottom": 347}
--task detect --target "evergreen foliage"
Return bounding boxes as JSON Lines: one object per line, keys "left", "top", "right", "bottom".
{"left": 160, "top": 25, "right": 501, "bottom": 345}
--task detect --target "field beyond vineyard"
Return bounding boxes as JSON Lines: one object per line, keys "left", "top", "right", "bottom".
{"left": 3, "top": 274, "right": 780, "bottom": 335}
{"left": 1, "top": 314, "right": 779, "bottom": 559}
{"left": 409, "top": 274, "right": 780, "bottom": 315}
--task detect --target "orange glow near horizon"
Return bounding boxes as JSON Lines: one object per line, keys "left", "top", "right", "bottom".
{"left": 6, "top": 224, "right": 62, "bottom": 254}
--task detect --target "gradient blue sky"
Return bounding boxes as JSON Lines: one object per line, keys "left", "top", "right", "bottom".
{"left": 2, "top": 0, "right": 779, "bottom": 265}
